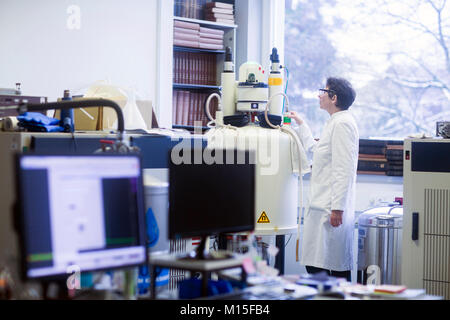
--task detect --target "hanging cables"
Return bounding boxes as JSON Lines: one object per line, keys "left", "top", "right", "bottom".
{"left": 282, "top": 66, "right": 289, "bottom": 115}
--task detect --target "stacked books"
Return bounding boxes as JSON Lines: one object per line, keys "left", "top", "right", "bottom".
{"left": 174, "top": 20, "right": 225, "bottom": 50}
{"left": 199, "top": 26, "right": 224, "bottom": 50}
{"left": 204, "top": 2, "right": 235, "bottom": 25}
{"left": 174, "top": 20, "right": 200, "bottom": 49}
{"left": 172, "top": 90, "right": 218, "bottom": 127}
{"left": 358, "top": 139, "right": 404, "bottom": 176}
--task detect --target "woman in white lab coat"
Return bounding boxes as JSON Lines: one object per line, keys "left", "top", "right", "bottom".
{"left": 287, "top": 77, "right": 359, "bottom": 281}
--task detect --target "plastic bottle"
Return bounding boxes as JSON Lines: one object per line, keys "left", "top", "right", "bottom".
{"left": 268, "top": 48, "right": 284, "bottom": 117}
{"left": 15, "top": 83, "right": 22, "bottom": 95}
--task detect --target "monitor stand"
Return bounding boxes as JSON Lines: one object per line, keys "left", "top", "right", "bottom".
{"left": 181, "top": 235, "right": 234, "bottom": 261}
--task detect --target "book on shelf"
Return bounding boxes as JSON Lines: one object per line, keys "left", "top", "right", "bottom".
{"left": 359, "top": 138, "right": 404, "bottom": 147}
{"left": 174, "top": 20, "right": 200, "bottom": 30}
{"left": 386, "top": 154, "right": 403, "bottom": 161}
{"left": 205, "top": 17, "right": 235, "bottom": 25}
{"left": 193, "top": 93, "right": 199, "bottom": 125}
{"left": 205, "top": 7, "right": 234, "bottom": 15}
{"left": 357, "top": 159, "right": 387, "bottom": 172}
{"left": 172, "top": 90, "right": 216, "bottom": 127}
{"left": 174, "top": 32, "right": 200, "bottom": 42}
{"left": 182, "top": 90, "right": 190, "bottom": 125}
{"left": 172, "top": 90, "right": 178, "bottom": 124}
{"left": 174, "top": 39, "right": 199, "bottom": 48}
{"left": 387, "top": 160, "right": 403, "bottom": 165}
{"left": 386, "top": 163, "right": 403, "bottom": 171}
{"left": 174, "top": 26, "right": 199, "bottom": 35}
{"left": 174, "top": 0, "right": 207, "bottom": 20}
{"left": 357, "top": 170, "right": 386, "bottom": 176}
{"left": 358, "top": 153, "right": 386, "bottom": 160}
{"left": 199, "top": 42, "right": 223, "bottom": 50}
{"left": 359, "top": 145, "right": 386, "bottom": 155}
{"left": 199, "top": 37, "right": 223, "bottom": 45}
{"left": 205, "top": 13, "right": 234, "bottom": 20}
{"left": 173, "top": 90, "right": 182, "bottom": 124}
{"left": 199, "top": 31, "right": 224, "bottom": 40}
{"left": 188, "top": 93, "right": 194, "bottom": 125}
{"left": 199, "top": 26, "right": 224, "bottom": 36}
{"left": 205, "top": 1, "right": 234, "bottom": 10}
{"left": 386, "top": 144, "right": 403, "bottom": 150}
{"left": 386, "top": 149, "right": 403, "bottom": 157}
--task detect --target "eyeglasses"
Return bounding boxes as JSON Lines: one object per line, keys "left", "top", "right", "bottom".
{"left": 319, "top": 88, "right": 336, "bottom": 96}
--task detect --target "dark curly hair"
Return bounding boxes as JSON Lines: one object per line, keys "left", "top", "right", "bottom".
{"left": 326, "top": 77, "right": 356, "bottom": 110}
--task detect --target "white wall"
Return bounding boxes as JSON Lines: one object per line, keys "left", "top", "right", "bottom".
{"left": 155, "top": 0, "right": 174, "bottom": 128}
{"left": 0, "top": 0, "right": 158, "bottom": 104}
{"left": 235, "top": 0, "right": 285, "bottom": 74}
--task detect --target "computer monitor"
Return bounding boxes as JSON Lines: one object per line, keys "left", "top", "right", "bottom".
{"left": 16, "top": 153, "right": 147, "bottom": 280}
{"left": 168, "top": 149, "right": 255, "bottom": 259}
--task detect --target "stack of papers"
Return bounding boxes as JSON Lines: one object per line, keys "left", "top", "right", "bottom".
{"left": 340, "top": 284, "right": 426, "bottom": 300}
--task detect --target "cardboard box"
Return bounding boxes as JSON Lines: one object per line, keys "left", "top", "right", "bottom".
{"left": 55, "top": 98, "right": 155, "bottom": 131}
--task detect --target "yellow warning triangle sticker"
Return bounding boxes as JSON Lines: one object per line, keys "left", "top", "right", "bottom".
{"left": 257, "top": 211, "right": 270, "bottom": 223}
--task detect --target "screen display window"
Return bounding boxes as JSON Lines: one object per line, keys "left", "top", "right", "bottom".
{"left": 17, "top": 155, "right": 147, "bottom": 279}
{"left": 169, "top": 149, "right": 255, "bottom": 240}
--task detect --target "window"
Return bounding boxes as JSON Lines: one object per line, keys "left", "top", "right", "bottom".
{"left": 285, "top": 0, "right": 450, "bottom": 138}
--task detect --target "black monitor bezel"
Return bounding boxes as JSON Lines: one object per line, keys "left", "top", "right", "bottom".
{"left": 15, "top": 152, "right": 148, "bottom": 281}
{"left": 168, "top": 148, "right": 256, "bottom": 240}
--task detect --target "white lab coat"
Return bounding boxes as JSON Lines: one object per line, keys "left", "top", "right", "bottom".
{"left": 295, "top": 110, "right": 359, "bottom": 271}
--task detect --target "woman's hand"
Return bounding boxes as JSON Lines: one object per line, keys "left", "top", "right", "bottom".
{"left": 330, "top": 210, "right": 343, "bottom": 227}
{"left": 286, "top": 111, "right": 304, "bottom": 125}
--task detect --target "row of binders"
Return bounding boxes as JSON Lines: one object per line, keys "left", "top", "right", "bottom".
{"left": 174, "top": 20, "right": 225, "bottom": 51}
{"left": 174, "top": 0, "right": 206, "bottom": 20}
{"left": 172, "top": 90, "right": 218, "bottom": 127}
{"left": 173, "top": 51, "right": 217, "bottom": 85}
{"left": 357, "top": 139, "right": 404, "bottom": 176}
{"left": 174, "top": 1, "right": 235, "bottom": 25}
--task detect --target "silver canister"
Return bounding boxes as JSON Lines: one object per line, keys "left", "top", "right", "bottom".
{"left": 357, "top": 206, "right": 403, "bottom": 285}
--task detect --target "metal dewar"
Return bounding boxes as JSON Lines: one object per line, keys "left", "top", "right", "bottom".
{"left": 357, "top": 205, "right": 403, "bottom": 285}
{"left": 204, "top": 124, "right": 298, "bottom": 235}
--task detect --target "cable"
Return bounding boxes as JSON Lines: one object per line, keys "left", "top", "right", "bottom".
{"left": 264, "top": 92, "right": 305, "bottom": 262}
{"left": 282, "top": 66, "right": 289, "bottom": 114}
{"left": 281, "top": 126, "right": 305, "bottom": 262}
{"left": 264, "top": 91, "right": 289, "bottom": 129}
{"left": 205, "top": 92, "right": 222, "bottom": 127}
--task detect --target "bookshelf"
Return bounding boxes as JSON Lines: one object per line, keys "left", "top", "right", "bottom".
{"left": 174, "top": 45, "right": 225, "bottom": 54}
{"left": 172, "top": 1, "right": 237, "bottom": 132}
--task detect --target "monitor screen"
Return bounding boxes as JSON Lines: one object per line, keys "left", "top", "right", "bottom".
{"left": 16, "top": 154, "right": 147, "bottom": 279}
{"left": 169, "top": 149, "right": 255, "bottom": 240}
